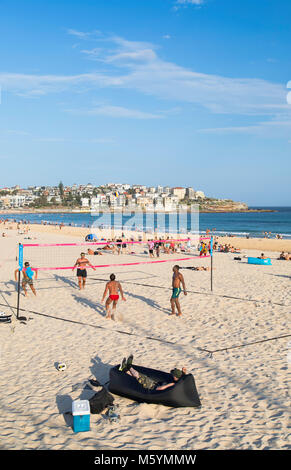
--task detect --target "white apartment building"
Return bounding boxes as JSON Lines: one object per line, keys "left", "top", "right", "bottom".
{"left": 186, "top": 187, "right": 195, "bottom": 199}
{"left": 81, "top": 198, "right": 90, "bottom": 207}
{"left": 46, "top": 195, "right": 62, "bottom": 204}
{"left": 136, "top": 196, "right": 153, "bottom": 206}
{"left": 195, "top": 191, "right": 206, "bottom": 199}
{"left": 172, "top": 187, "right": 186, "bottom": 200}
{"left": 8, "top": 195, "right": 26, "bottom": 207}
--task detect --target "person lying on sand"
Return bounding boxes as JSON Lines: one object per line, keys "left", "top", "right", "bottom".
{"left": 87, "top": 248, "right": 103, "bottom": 256}
{"left": 259, "top": 253, "right": 267, "bottom": 259}
{"left": 119, "top": 355, "right": 187, "bottom": 391}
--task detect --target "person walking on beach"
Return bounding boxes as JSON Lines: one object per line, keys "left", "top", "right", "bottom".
{"left": 72, "top": 252, "right": 96, "bottom": 290}
{"left": 199, "top": 242, "right": 207, "bottom": 257}
{"left": 101, "top": 274, "right": 126, "bottom": 320}
{"left": 170, "top": 265, "right": 187, "bottom": 316}
{"left": 148, "top": 240, "right": 155, "bottom": 258}
{"left": 154, "top": 238, "right": 160, "bottom": 258}
{"left": 14, "top": 261, "right": 38, "bottom": 296}
{"left": 116, "top": 238, "right": 122, "bottom": 255}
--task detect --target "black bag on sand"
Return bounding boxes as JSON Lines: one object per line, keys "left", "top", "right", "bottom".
{"left": 89, "top": 380, "right": 115, "bottom": 414}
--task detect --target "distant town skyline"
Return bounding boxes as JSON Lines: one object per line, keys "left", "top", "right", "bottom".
{"left": 0, "top": 0, "right": 290, "bottom": 206}
{"left": 0, "top": 182, "right": 209, "bottom": 211}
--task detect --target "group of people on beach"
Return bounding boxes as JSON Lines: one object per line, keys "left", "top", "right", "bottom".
{"left": 71, "top": 253, "right": 187, "bottom": 319}
{"left": 15, "top": 259, "right": 190, "bottom": 395}
{"left": 215, "top": 243, "right": 241, "bottom": 253}
{"left": 99, "top": 263, "right": 187, "bottom": 319}
{"left": 148, "top": 238, "right": 191, "bottom": 258}
{"left": 278, "top": 251, "right": 291, "bottom": 261}
{"left": 84, "top": 235, "right": 193, "bottom": 258}
{"left": 15, "top": 254, "right": 188, "bottom": 318}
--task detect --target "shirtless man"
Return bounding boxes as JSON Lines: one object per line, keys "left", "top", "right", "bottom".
{"left": 14, "top": 261, "right": 38, "bottom": 296}
{"left": 101, "top": 273, "right": 126, "bottom": 320}
{"left": 72, "top": 252, "right": 96, "bottom": 290}
{"left": 170, "top": 265, "right": 187, "bottom": 316}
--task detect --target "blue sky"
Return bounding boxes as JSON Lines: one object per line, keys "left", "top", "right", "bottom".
{"left": 0, "top": 0, "right": 290, "bottom": 205}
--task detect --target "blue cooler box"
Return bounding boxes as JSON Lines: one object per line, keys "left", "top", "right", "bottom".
{"left": 72, "top": 400, "right": 90, "bottom": 433}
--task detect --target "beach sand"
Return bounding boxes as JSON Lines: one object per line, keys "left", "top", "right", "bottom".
{"left": 0, "top": 225, "right": 290, "bottom": 450}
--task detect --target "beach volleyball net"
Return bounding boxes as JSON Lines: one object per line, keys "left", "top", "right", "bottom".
{"left": 18, "top": 237, "right": 212, "bottom": 271}
{"left": 15, "top": 236, "right": 213, "bottom": 319}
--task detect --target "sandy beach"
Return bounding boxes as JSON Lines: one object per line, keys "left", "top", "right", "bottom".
{"left": 2, "top": 219, "right": 291, "bottom": 252}
{"left": 0, "top": 224, "right": 290, "bottom": 450}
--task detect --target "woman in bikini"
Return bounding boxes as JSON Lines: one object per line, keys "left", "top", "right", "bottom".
{"left": 101, "top": 274, "right": 126, "bottom": 320}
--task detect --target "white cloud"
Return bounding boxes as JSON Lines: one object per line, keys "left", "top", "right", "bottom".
{"left": 0, "top": 71, "right": 119, "bottom": 96}
{"left": 1, "top": 33, "right": 290, "bottom": 135}
{"left": 66, "top": 104, "right": 163, "bottom": 120}
{"left": 34, "top": 136, "right": 114, "bottom": 144}
{"left": 173, "top": 0, "right": 205, "bottom": 9}
{"left": 198, "top": 117, "right": 291, "bottom": 137}
{"left": 5, "top": 129, "right": 30, "bottom": 136}
{"left": 0, "top": 129, "right": 114, "bottom": 144}
{"left": 176, "top": 0, "right": 204, "bottom": 4}
{"left": 67, "top": 29, "right": 101, "bottom": 39}
{"left": 75, "top": 36, "right": 287, "bottom": 117}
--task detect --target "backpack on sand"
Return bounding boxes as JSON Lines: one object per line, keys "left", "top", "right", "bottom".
{"left": 88, "top": 379, "right": 115, "bottom": 414}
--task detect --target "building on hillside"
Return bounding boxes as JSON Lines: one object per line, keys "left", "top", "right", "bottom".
{"left": 172, "top": 187, "right": 186, "bottom": 200}
{"left": 81, "top": 198, "right": 90, "bottom": 207}
{"left": 186, "top": 187, "right": 195, "bottom": 199}
{"left": 195, "top": 191, "right": 206, "bottom": 199}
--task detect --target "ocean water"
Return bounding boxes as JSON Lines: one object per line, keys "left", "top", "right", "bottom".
{"left": 1, "top": 207, "right": 291, "bottom": 238}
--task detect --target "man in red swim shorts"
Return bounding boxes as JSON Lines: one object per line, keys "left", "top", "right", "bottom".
{"left": 101, "top": 273, "right": 126, "bottom": 320}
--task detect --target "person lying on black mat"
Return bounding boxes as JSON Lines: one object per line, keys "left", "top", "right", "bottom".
{"left": 119, "top": 355, "right": 187, "bottom": 391}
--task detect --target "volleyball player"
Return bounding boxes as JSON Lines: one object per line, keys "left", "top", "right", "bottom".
{"left": 72, "top": 252, "right": 96, "bottom": 290}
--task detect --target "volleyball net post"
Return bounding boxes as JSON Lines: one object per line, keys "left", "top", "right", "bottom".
{"left": 210, "top": 235, "right": 214, "bottom": 292}
{"left": 16, "top": 243, "right": 25, "bottom": 321}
